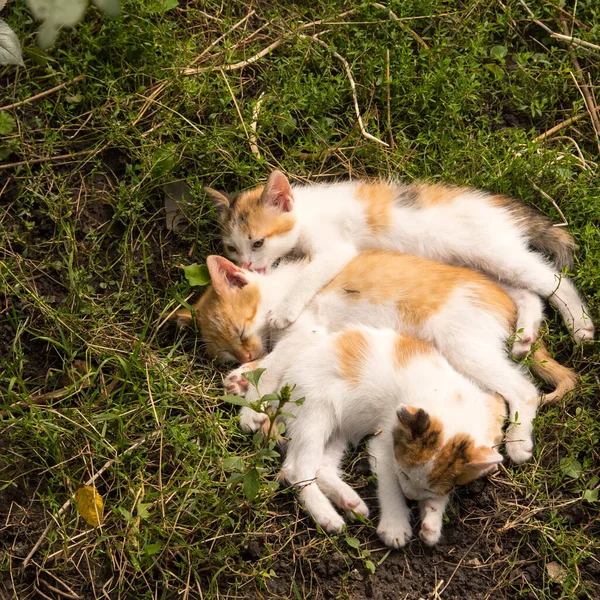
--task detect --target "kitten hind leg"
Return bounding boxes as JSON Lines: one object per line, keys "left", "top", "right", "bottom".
{"left": 316, "top": 437, "right": 369, "bottom": 519}
{"left": 501, "top": 286, "right": 544, "bottom": 358}
{"left": 283, "top": 420, "right": 346, "bottom": 534}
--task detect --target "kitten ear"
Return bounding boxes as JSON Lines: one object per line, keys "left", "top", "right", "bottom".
{"left": 456, "top": 447, "right": 503, "bottom": 485}
{"left": 206, "top": 255, "right": 249, "bottom": 296}
{"left": 395, "top": 405, "right": 430, "bottom": 438}
{"left": 261, "top": 170, "right": 294, "bottom": 212}
{"left": 205, "top": 187, "right": 232, "bottom": 220}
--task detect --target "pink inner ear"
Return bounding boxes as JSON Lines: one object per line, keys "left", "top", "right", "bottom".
{"left": 206, "top": 255, "right": 249, "bottom": 295}
{"left": 262, "top": 170, "right": 293, "bottom": 212}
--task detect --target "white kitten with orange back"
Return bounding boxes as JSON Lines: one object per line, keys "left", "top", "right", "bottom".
{"left": 225, "top": 324, "right": 505, "bottom": 546}
{"left": 206, "top": 171, "right": 593, "bottom": 341}
{"left": 179, "top": 251, "right": 578, "bottom": 464}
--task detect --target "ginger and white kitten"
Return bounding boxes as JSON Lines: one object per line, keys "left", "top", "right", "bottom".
{"left": 206, "top": 171, "right": 593, "bottom": 341}
{"left": 178, "top": 252, "right": 578, "bottom": 463}
{"left": 226, "top": 325, "right": 506, "bottom": 547}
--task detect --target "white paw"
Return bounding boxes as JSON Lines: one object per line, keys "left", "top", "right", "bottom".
{"left": 223, "top": 368, "right": 250, "bottom": 396}
{"left": 239, "top": 406, "right": 268, "bottom": 433}
{"left": 317, "top": 511, "right": 346, "bottom": 534}
{"left": 511, "top": 334, "right": 535, "bottom": 359}
{"left": 377, "top": 519, "right": 412, "bottom": 549}
{"left": 573, "top": 322, "right": 594, "bottom": 343}
{"left": 419, "top": 519, "right": 442, "bottom": 546}
{"left": 338, "top": 494, "right": 369, "bottom": 519}
{"left": 267, "top": 304, "right": 300, "bottom": 330}
{"left": 504, "top": 435, "right": 534, "bottom": 464}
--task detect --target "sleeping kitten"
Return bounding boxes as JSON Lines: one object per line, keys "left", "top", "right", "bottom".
{"left": 226, "top": 325, "right": 506, "bottom": 547}
{"left": 179, "top": 252, "right": 578, "bottom": 463}
{"left": 206, "top": 171, "right": 593, "bottom": 340}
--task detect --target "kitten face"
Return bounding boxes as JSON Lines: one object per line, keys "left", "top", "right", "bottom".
{"left": 206, "top": 171, "right": 299, "bottom": 272}
{"left": 392, "top": 405, "right": 502, "bottom": 501}
{"left": 191, "top": 256, "right": 267, "bottom": 363}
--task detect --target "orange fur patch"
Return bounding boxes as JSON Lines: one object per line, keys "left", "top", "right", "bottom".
{"left": 414, "top": 182, "right": 470, "bottom": 206}
{"left": 355, "top": 182, "right": 394, "bottom": 234}
{"left": 393, "top": 410, "right": 443, "bottom": 466}
{"left": 324, "top": 250, "right": 515, "bottom": 329}
{"left": 489, "top": 394, "right": 507, "bottom": 445}
{"left": 190, "top": 283, "right": 264, "bottom": 362}
{"left": 393, "top": 335, "right": 432, "bottom": 369}
{"left": 428, "top": 434, "right": 475, "bottom": 492}
{"left": 335, "top": 330, "right": 370, "bottom": 384}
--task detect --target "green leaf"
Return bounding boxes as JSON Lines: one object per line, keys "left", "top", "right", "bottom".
{"left": 0, "top": 19, "right": 24, "bottom": 66}
{"left": 345, "top": 537, "right": 361, "bottom": 549}
{"left": 257, "top": 447, "right": 280, "bottom": 459}
{"left": 561, "top": 458, "right": 582, "bottom": 479}
{"left": 276, "top": 115, "right": 297, "bottom": 136}
{"left": 136, "top": 502, "right": 151, "bottom": 519}
{"left": 145, "top": 542, "right": 162, "bottom": 555}
{"left": 490, "top": 45, "right": 508, "bottom": 60}
{"left": 259, "top": 393, "right": 280, "bottom": 404}
{"left": 152, "top": 143, "right": 178, "bottom": 176}
{"left": 365, "top": 560, "right": 376, "bottom": 574}
{"left": 484, "top": 63, "right": 504, "bottom": 80}
{"left": 227, "top": 472, "right": 244, "bottom": 485}
{"left": 243, "top": 368, "right": 266, "bottom": 389}
{"left": 243, "top": 468, "right": 260, "bottom": 501}
{"left": 252, "top": 431, "right": 264, "bottom": 446}
{"left": 222, "top": 456, "right": 244, "bottom": 471}
{"left": 220, "top": 394, "right": 250, "bottom": 407}
{"left": 582, "top": 489, "right": 598, "bottom": 503}
{"left": 0, "top": 111, "right": 15, "bottom": 135}
{"left": 183, "top": 263, "right": 211, "bottom": 287}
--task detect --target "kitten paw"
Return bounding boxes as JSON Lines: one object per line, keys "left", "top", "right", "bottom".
{"left": 573, "top": 323, "right": 594, "bottom": 343}
{"left": 339, "top": 495, "right": 369, "bottom": 519}
{"left": 511, "top": 334, "right": 535, "bottom": 359}
{"left": 223, "top": 368, "right": 250, "bottom": 396}
{"left": 419, "top": 520, "right": 442, "bottom": 547}
{"left": 315, "top": 511, "right": 346, "bottom": 534}
{"left": 504, "top": 437, "right": 534, "bottom": 464}
{"left": 239, "top": 407, "right": 268, "bottom": 433}
{"left": 267, "top": 309, "right": 295, "bottom": 330}
{"left": 377, "top": 519, "right": 412, "bottom": 549}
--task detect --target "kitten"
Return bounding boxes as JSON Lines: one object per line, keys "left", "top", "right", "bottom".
{"left": 207, "top": 171, "right": 593, "bottom": 340}
{"left": 179, "top": 252, "right": 578, "bottom": 463}
{"left": 226, "top": 325, "right": 506, "bottom": 547}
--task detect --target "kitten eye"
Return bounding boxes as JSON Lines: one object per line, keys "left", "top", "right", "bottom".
{"left": 226, "top": 245, "right": 237, "bottom": 254}
{"left": 252, "top": 239, "right": 264, "bottom": 249}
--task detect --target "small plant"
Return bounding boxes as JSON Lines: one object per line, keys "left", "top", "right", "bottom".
{"left": 220, "top": 369, "right": 304, "bottom": 502}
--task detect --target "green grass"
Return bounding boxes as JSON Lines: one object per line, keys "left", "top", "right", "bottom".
{"left": 0, "top": 1, "right": 599, "bottom": 598}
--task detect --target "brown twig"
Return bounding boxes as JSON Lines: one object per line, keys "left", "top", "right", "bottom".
{"left": 301, "top": 34, "right": 389, "bottom": 147}
{"left": 22, "top": 430, "right": 162, "bottom": 568}
{"left": 385, "top": 48, "right": 394, "bottom": 149}
{"left": 249, "top": 92, "right": 265, "bottom": 158}
{"left": 0, "top": 148, "right": 103, "bottom": 171}
{"left": 0, "top": 75, "right": 85, "bottom": 112}
{"left": 371, "top": 2, "right": 429, "bottom": 49}
{"left": 528, "top": 180, "right": 568, "bottom": 226}
{"left": 533, "top": 106, "right": 600, "bottom": 141}
{"left": 518, "top": 0, "right": 600, "bottom": 52}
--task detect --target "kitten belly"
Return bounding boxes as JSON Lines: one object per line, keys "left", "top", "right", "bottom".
{"left": 313, "top": 293, "right": 402, "bottom": 332}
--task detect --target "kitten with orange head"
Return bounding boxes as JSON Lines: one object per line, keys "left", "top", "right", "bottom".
{"left": 178, "top": 251, "right": 578, "bottom": 463}
{"left": 206, "top": 171, "right": 593, "bottom": 341}
{"left": 225, "top": 324, "right": 507, "bottom": 546}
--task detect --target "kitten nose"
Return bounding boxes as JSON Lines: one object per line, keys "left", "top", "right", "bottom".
{"left": 239, "top": 351, "right": 252, "bottom": 363}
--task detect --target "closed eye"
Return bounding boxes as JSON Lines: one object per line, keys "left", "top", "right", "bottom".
{"left": 239, "top": 325, "right": 246, "bottom": 342}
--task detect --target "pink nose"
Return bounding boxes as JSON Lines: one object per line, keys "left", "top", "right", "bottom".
{"left": 239, "top": 352, "right": 252, "bottom": 363}
{"left": 241, "top": 262, "right": 252, "bottom": 270}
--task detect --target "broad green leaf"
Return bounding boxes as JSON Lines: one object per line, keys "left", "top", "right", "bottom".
{"left": 152, "top": 144, "right": 178, "bottom": 176}
{"left": 490, "top": 45, "right": 508, "bottom": 60}
{"left": 582, "top": 489, "right": 598, "bottom": 503}
{"left": 484, "top": 63, "right": 504, "bottom": 80}
{"left": 222, "top": 456, "right": 244, "bottom": 471}
{"left": 345, "top": 536, "right": 361, "bottom": 549}
{"left": 183, "top": 263, "right": 210, "bottom": 287}
{"left": 220, "top": 394, "right": 250, "bottom": 407}
{"left": 561, "top": 458, "right": 582, "bottom": 479}
{"left": 137, "top": 502, "right": 151, "bottom": 519}
{"left": 242, "top": 368, "right": 265, "bottom": 388}
{"left": 74, "top": 485, "right": 104, "bottom": 527}
{"left": 145, "top": 542, "right": 161, "bottom": 555}
{"left": 0, "top": 111, "right": 16, "bottom": 135}
{"left": 0, "top": 19, "right": 24, "bottom": 66}
{"left": 365, "top": 560, "right": 376, "bottom": 574}
{"left": 243, "top": 468, "right": 260, "bottom": 501}
{"left": 252, "top": 431, "right": 264, "bottom": 446}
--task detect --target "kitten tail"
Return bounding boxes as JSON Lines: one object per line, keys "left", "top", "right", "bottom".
{"left": 530, "top": 341, "right": 579, "bottom": 404}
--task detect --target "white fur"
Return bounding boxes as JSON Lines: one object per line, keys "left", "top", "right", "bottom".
{"left": 224, "top": 179, "right": 593, "bottom": 340}
{"left": 233, "top": 327, "right": 502, "bottom": 544}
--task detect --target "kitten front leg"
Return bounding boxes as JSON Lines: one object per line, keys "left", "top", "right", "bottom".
{"left": 418, "top": 495, "right": 448, "bottom": 546}
{"left": 369, "top": 434, "right": 413, "bottom": 549}
{"left": 268, "top": 242, "right": 357, "bottom": 330}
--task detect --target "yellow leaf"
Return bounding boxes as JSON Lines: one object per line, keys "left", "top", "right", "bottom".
{"left": 74, "top": 485, "right": 104, "bottom": 527}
